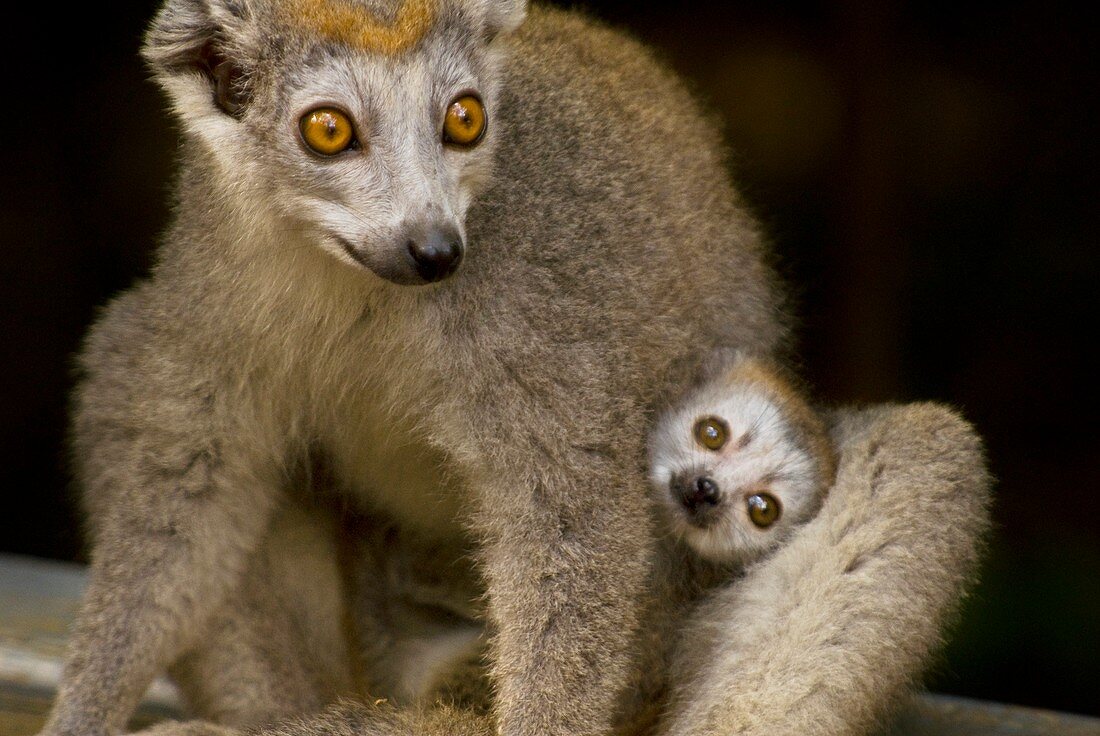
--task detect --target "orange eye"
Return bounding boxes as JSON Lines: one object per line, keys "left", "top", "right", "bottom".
{"left": 300, "top": 108, "right": 356, "bottom": 156}
{"left": 693, "top": 416, "right": 729, "bottom": 451}
{"left": 747, "top": 493, "right": 781, "bottom": 528}
{"left": 443, "top": 94, "right": 486, "bottom": 146}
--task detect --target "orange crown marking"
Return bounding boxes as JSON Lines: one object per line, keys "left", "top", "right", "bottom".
{"left": 282, "top": 0, "right": 436, "bottom": 55}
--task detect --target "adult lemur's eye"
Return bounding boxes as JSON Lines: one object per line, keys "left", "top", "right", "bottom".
{"left": 300, "top": 108, "right": 356, "bottom": 156}
{"left": 693, "top": 416, "right": 729, "bottom": 451}
{"left": 443, "top": 94, "right": 486, "bottom": 146}
{"left": 747, "top": 493, "right": 781, "bottom": 528}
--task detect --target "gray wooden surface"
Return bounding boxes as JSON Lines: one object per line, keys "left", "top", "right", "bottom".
{"left": 2, "top": 553, "right": 1097, "bottom": 735}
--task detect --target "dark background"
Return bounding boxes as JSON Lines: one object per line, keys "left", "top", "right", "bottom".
{"left": 1, "top": 0, "right": 1096, "bottom": 718}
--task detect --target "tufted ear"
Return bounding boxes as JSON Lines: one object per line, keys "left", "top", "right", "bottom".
{"left": 481, "top": 0, "right": 526, "bottom": 36}
{"left": 142, "top": 0, "right": 262, "bottom": 119}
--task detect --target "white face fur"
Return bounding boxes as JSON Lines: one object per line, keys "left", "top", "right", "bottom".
{"left": 257, "top": 42, "right": 500, "bottom": 285}
{"left": 649, "top": 377, "right": 825, "bottom": 564}
{"left": 150, "top": 0, "right": 524, "bottom": 287}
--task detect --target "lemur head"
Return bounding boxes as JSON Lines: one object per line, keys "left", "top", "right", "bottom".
{"left": 649, "top": 353, "right": 835, "bottom": 565}
{"left": 143, "top": 0, "right": 526, "bottom": 285}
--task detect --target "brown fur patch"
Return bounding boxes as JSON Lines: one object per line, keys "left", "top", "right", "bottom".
{"left": 282, "top": 0, "right": 436, "bottom": 55}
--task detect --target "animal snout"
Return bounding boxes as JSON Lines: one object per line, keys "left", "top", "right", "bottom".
{"left": 671, "top": 473, "right": 722, "bottom": 513}
{"left": 407, "top": 227, "right": 464, "bottom": 283}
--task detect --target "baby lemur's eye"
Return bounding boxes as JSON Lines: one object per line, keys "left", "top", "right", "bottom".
{"left": 693, "top": 416, "right": 729, "bottom": 451}
{"left": 443, "top": 94, "right": 487, "bottom": 146}
{"left": 299, "top": 108, "right": 357, "bottom": 156}
{"left": 747, "top": 493, "right": 781, "bottom": 528}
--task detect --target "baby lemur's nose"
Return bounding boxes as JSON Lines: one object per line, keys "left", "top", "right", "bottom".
{"left": 407, "top": 228, "right": 464, "bottom": 283}
{"left": 672, "top": 474, "right": 722, "bottom": 512}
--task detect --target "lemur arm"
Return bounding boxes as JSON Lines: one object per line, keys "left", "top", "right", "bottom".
{"left": 660, "top": 402, "right": 991, "bottom": 736}
{"left": 473, "top": 450, "right": 651, "bottom": 736}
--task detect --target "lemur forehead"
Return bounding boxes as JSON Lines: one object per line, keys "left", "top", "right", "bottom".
{"left": 280, "top": 0, "right": 436, "bottom": 56}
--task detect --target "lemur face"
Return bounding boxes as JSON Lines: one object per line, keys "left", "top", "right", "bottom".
{"left": 148, "top": 0, "right": 521, "bottom": 286}
{"left": 649, "top": 380, "right": 824, "bottom": 564}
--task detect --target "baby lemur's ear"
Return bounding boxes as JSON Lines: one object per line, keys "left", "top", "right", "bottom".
{"left": 697, "top": 347, "right": 750, "bottom": 383}
{"left": 143, "top": 0, "right": 262, "bottom": 120}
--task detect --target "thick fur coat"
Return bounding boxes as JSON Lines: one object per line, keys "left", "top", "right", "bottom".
{"left": 42, "top": 2, "right": 990, "bottom": 736}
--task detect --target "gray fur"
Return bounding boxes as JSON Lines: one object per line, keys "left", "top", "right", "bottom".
{"left": 42, "top": 2, "right": 989, "bottom": 736}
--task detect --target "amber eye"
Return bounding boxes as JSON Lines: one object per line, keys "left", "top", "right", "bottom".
{"left": 747, "top": 493, "right": 781, "bottom": 528}
{"left": 693, "top": 416, "right": 729, "bottom": 451}
{"left": 443, "top": 94, "right": 487, "bottom": 146}
{"left": 300, "top": 108, "right": 356, "bottom": 156}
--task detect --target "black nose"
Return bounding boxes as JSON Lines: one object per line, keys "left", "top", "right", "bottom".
{"left": 671, "top": 475, "right": 722, "bottom": 512}
{"left": 407, "top": 228, "right": 464, "bottom": 283}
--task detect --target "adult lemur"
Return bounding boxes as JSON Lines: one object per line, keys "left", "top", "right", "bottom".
{"left": 44, "top": 1, "right": 990, "bottom": 735}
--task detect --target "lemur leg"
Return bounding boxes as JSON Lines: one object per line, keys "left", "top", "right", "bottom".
{"left": 139, "top": 701, "right": 493, "bottom": 736}
{"left": 662, "top": 403, "right": 991, "bottom": 736}
{"left": 138, "top": 658, "right": 496, "bottom": 736}
{"left": 124, "top": 505, "right": 497, "bottom": 736}
{"left": 167, "top": 505, "right": 360, "bottom": 725}
{"left": 43, "top": 425, "right": 281, "bottom": 736}
{"left": 261, "top": 701, "right": 493, "bottom": 736}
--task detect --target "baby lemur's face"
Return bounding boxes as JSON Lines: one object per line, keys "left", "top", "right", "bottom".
{"left": 649, "top": 379, "right": 825, "bottom": 564}
{"left": 152, "top": 0, "right": 523, "bottom": 286}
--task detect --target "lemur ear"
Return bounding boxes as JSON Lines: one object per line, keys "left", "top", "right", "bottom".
{"left": 698, "top": 347, "right": 749, "bottom": 383}
{"left": 142, "top": 0, "right": 260, "bottom": 119}
{"left": 481, "top": 0, "right": 527, "bottom": 36}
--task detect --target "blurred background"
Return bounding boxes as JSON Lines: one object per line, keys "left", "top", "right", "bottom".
{"left": 1, "top": 0, "right": 1096, "bottom": 718}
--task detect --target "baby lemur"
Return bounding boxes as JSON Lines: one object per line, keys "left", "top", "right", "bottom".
{"left": 43, "top": 1, "right": 991, "bottom": 736}
{"left": 649, "top": 352, "right": 835, "bottom": 565}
